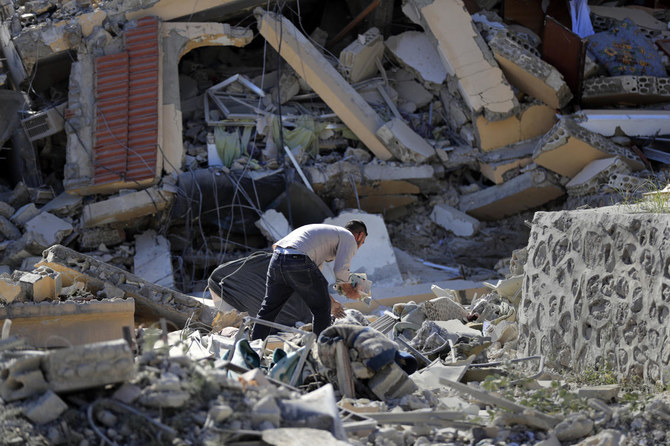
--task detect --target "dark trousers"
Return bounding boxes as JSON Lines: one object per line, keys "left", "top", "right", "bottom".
{"left": 251, "top": 252, "right": 331, "bottom": 340}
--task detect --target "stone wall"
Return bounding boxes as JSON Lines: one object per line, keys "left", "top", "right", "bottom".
{"left": 518, "top": 207, "right": 670, "bottom": 384}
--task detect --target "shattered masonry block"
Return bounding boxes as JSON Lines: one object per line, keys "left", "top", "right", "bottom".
{"left": 519, "top": 208, "right": 670, "bottom": 383}
{"left": 406, "top": 0, "right": 517, "bottom": 119}
{"left": 566, "top": 157, "right": 631, "bottom": 197}
{"left": 605, "top": 173, "right": 646, "bottom": 193}
{"left": 384, "top": 31, "right": 448, "bottom": 86}
{"left": 430, "top": 204, "right": 480, "bottom": 237}
{"left": 9, "top": 203, "right": 40, "bottom": 228}
{"left": 572, "top": 110, "right": 670, "bottom": 138}
{"left": 43, "top": 339, "right": 135, "bottom": 392}
{"left": 474, "top": 102, "right": 556, "bottom": 152}
{"left": 376, "top": 119, "right": 436, "bottom": 164}
{"left": 0, "top": 356, "right": 49, "bottom": 402}
{"left": 368, "top": 362, "right": 418, "bottom": 401}
{"left": 0, "top": 201, "right": 15, "bottom": 219}
{"left": 0, "top": 298, "right": 135, "bottom": 348}
{"left": 134, "top": 230, "right": 174, "bottom": 289}
{"left": 581, "top": 76, "right": 670, "bottom": 107}
{"left": 18, "top": 267, "right": 62, "bottom": 302}
{"left": 23, "top": 390, "right": 68, "bottom": 425}
{"left": 478, "top": 140, "right": 536, "bottom": 184}
{"left": 79, "top": 228, "right": 126, "bottom": 249}
{"left": 0, "top": 215, "right": 21, "bottom": 240}
{"left": 532, "top": 117, "right": 644, "bottom": 178}
{"left": 24, "top": 212, "right": 73, "bottom": 247}
{"left": 256, "top": 9, "right": 393, "bottom": 160}
{"left": 339, "top": 27, "right": 384, "bottom": 83}
{"left": 0, "top": 276, "right": 24, "bottom": 304}
{"left": 459, "top": 169, "right": 564, "bottom": 220}
{"left": 363, "top": 164, "right": 435, "bottom": 182}
{"left": 488, "top": 32, "right": 572, "bottom": 109}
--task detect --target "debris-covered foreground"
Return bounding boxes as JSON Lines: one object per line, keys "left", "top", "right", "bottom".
{"left": 2, "top": 0, "right": 670, "bottom": 445}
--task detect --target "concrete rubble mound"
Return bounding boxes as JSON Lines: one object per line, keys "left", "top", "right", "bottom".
{"left": 1, "top": 0, "right": 670, "bottom": 444}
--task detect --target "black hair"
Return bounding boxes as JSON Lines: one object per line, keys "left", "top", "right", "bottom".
{"left": 345, "top": 219, "right": 368, "bottom": 236}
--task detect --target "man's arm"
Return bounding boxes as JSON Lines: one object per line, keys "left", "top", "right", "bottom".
{"left": 330, "top": 294, "right": 346, "bottom": 318}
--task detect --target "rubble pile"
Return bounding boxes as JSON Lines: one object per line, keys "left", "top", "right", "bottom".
{"left": 1, "top": 0, "right": 670, "bottom": 444}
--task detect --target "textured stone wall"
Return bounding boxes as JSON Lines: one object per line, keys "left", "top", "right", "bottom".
{"left": 518, "top": 207, "right": 670, "bottom": 384}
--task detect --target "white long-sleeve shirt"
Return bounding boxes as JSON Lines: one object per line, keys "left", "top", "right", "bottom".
{"left": 274, "top": 224, "right": 357, "bottom": 284}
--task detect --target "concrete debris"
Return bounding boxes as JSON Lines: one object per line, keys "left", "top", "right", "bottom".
{"left": 1, "top": 0, "right": 670, "bottom": 443}
{"left": 533, "top": 117, "right": 645, "bottom": 178}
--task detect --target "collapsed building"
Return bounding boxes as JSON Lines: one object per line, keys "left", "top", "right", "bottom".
{"left": 1, "top": 0, "right": 670, "bottom": 444}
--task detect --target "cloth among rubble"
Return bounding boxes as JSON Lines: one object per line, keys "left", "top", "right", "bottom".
{"left": 587, "top": 18, "right": 667, "bottom": 77}
{"left": 208, "top": 252, "right": 312, "bottom": 328}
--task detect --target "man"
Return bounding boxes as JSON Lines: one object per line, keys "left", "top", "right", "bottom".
{"left": 251, "top": 220, "right": 368, "bottom": 340}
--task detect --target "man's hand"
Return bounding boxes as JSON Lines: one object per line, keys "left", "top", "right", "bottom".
{"left": 331, "top": 300, "right": 346, "bottom": 318}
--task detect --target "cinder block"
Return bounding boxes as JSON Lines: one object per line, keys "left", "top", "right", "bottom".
{"left": 581, "top": 76, "right": 670, "bottom": 107}
{"left": 23, "top": 390, "right": 68, "bottom": 424}
{"left": 43, "top": 339, "right": 135, "bottom": 392}
{"left": 79, "top": 228, "right": 126, "bottom": 249}
{"left": 533, "top": 117, "right": 644, "bottom": 178}
{"left": 81, "top": 187, "right": 174, "bottom": 227}
{"left": 376, "top": 119, "right": 436, "bottom": 164}
{"left": 519, "top": 208, "right": 670, "bottom": 383}
{"left": 339, "top": 27, "right": 384, "bottom": 83}
{"left": 459, "top": 169, "right": 564, "bottom": 220}
{"left": 430, "top": 203, "right": 480, "bottom": 237}
{"left": 18, "top": 266, "right": 62, "bottom": 302}
{"left": 566, "top": 157, "right": 631, "bottom": 197}
{"left": 488, "top": 32, "right": 572, "bottom": 109}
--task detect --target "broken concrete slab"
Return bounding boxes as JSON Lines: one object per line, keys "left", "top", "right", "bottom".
{"left": 488, "top": 32, "right": 572, "bottom": 109}
{"left": 572, "top": 110, "right": 670, "bottom": 138}
{"left": 322, "top": 211, "right": 402, "bottom": 287}
{"left": 478, "top": 139, "right": 535, "bottom": 184}
{"left": 255, "top": 9, "right": 393, "bottom": 161}
{"left": 459, "top": 169, "right": 564, "bottom": 220}
{"left": 0, "top": 298, "right": 134, "bottom": 348}
{"left": 0, "top": 215, "right": 21, "bottom": 240}
{"left": 384, "top": 31, "right": 447, "bottom": 87}
{"left": 589, "top": 5, "right": 668, "bottom": 31}
{"left": 520, "top": 207, "right": 670, "bottom": 383}
{"left": 566, "top": 157, "right": 631, "bottom": 197}
{"left": 581, "top": 76, "right": 670, "bottom": 107}
{"left": 9, "top": 203, "right": 41, "bottom": 228}
{"left": 577, "top": 385, "right": 620, "bottom": 402}
{"left": 81, "top": 187, "right": 174, "bottom": 228}
{"left": 339, "top": 27, "right": 384, "bottom": 83}
{"left": 24, "top": 212, "right": 73, "bottom": 247}
{"left": 430, "top": 204, "right": 480, "bottom": 237}
{"left": 255, "top": 209, "right": 292, "bottom": 243}
{"left": 376, "top": 119, "right": 436, "bottom": 164}
{"left": 0, "top": 201, "right": 14, "bottom": 219}
{"left": 43, "top": 339, "right": 135, "bottom": 392}
{"left": 134, "top": 230, "right": 174, "bottom": 289}
{"left": 532, "top": 117, "right": 644, "bottom": 178}
{"left": 0, "top": 276, "right": 23, "bottom": 304}
{"left": 404, "top": 0, "right": 517, "bottom": 119}
{"left": 79, "top": 228, "right": 126, "bottom": 249}
{"left": 124, "top": 0, "right": 268, "bottom": 22}
{"left": 38, "top": 245, "right": 215, "bottom": 327}
{"left": 40, "top": 192, "right": 83, "bottom": 217}
{"left": 473, "top": 102, "right": 556, "bottom": 152}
